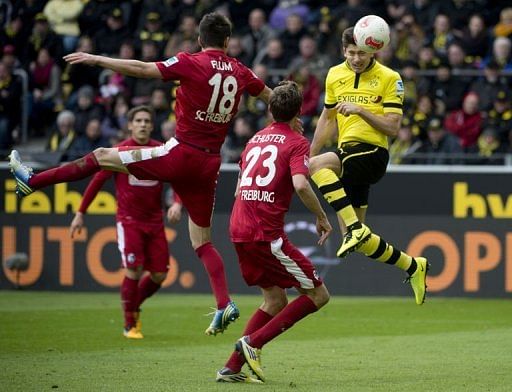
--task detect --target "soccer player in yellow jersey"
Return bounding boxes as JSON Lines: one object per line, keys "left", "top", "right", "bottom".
{"left": 309, "top": 26, "right": 429, "bottom": 305}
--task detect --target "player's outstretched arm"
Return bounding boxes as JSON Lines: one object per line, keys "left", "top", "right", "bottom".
{"left": 292, "top": 174, "right": 332, "bottom": 245}
{"left": 310, "top": 107, "right": 338, "bottom": 157}
{"left": 63, "top": 52, "right": 162, "bottom": 79}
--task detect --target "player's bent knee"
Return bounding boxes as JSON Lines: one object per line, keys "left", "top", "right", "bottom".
{"left": 151, "top": 272, "right": 167, "bottom": 284}
{"left": 310, "top": 284, "right": 330, "bottom": 309}
{"left": 309, "top": 156, "right": 322, "bottom": 175}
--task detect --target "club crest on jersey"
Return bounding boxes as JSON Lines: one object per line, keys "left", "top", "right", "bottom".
{"left": 163, "top": 56, "right": 179, "bottom": 67}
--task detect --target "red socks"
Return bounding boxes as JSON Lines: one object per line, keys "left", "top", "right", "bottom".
{"left": 249, "top": 295, "right": 318, "bottom": 349}
{"left": 135, "top": 275, "right": 161, "bottom": 310}
{"left": 121, "top": 276, "right": 139, "bottom": 328}
{"left": 225, "top": 309, "right": 273, "bottom": 372}
{"left": 29, "top": 152, "right": 100, "bottom": 189}
{"left": 195, "top": 242, "right": 230, "bottom": 309}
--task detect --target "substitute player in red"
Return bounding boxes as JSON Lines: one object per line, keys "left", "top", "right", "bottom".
{"left": 9, "top": 12, "right": 272, "bottom": 335}
{"left": 69, "top": 106, "right": 182, "bottom": 339}
{"left": 216, "top": 81, "right": 332, "bottom": 383}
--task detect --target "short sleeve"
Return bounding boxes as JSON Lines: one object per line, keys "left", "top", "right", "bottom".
{"left": 289, "top": 138, "right": 310, "bottom": 177}
{"left": 382, "top": 71, "right": 404, "bottom": 114}
{"left": 244, "top": 67, "right": 265, "bottom": 97}
{"left": 155, "top": 52, "right": 189, "bottom": 81}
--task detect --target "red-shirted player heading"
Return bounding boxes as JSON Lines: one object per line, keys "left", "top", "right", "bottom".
{"left": 10, "top": 12, "right": 273, "bottom": 337}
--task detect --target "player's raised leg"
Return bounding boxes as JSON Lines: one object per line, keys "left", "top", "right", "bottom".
{"left": 8, "top": 147, "right": 128, "bottom": 196}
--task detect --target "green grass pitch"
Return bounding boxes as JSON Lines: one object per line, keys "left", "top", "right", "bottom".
{"left": 1, "top": 292, "right": 511, "bottom": 391}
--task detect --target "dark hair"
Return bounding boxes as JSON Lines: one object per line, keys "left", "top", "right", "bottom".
{"left": 127, "top": 105, "right": 154, "bottom": 122}
{"left": 342, "top": 27, "right": 356, "bottom": 49}
{"left": 269, "top": 81, "right": 302, "bottom": 122}
{"left": 199, "top": 12, "right": 232, "bottom": 48}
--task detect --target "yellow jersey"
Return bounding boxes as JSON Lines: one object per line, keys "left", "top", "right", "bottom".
{"left": 324, "top": 59, "right": 404, "bottom": 149}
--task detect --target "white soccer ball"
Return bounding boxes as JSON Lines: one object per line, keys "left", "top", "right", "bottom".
{"left": 353, "top": 15, "right": 390, "bottom": 53}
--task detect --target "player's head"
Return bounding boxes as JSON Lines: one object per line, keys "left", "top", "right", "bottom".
{"left": 342, "top": 27, "right": 374, "bottom": 74}
{"left": 127, "top": 105, "right": 154, "bottom": 143}
{"left": 198, "top": 12, "right": 232, "bottom": 50}
{"left": 269, "top": 81, "right": 303, "bottom": 123}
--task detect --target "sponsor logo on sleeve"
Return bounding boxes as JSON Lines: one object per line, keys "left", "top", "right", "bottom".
{"left": 396, "top": 80, "right": 404, "bottom": 94}
{"left": 163, "top": 56, "right": 179, "bottom": 67}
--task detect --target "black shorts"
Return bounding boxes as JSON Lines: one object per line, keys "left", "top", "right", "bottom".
{"left": 334, "top": 142, "right": 389, "bottom": 208}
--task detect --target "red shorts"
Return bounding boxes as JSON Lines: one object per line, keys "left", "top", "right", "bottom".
{"left": 116, "top": 220, "right": 169, "bottom": 273}
{"left": 118, "top": 138, "right": 221, "bottom": 227}
{"left": 234, "top": 236, "right": 323, "bottom": 289}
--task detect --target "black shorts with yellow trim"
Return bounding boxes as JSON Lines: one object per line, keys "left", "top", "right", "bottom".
{"left": 334, "top": 142, "right": 389, "bottom": 208}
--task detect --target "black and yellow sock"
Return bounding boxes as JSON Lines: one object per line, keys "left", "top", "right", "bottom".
{"left": 357, "top": 233, "right": 418, "bottom": 275}
{"left": 311, "top": 168, "right": 359, "bottom": 227}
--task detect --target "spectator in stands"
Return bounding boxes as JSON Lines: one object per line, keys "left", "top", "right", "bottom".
{"left": 288, "top": 64, "right": 321, "bottom": 136}
{"left": 466, "top": 127, "right": 507, "bottom": 165}
{"left": 493, "top": 7, "right": 512, "bottom": 38}
{"left": 389, "top": 117, "right": 421, "bottom": 165}
{"left": 67, "top": 117, "right": 109, "bottom": 161}
{"left": 78, "top": 0, "right": 119, "bottom": 38}
{"left": 289, "top": 35, "right": 333, "bottom": 85}
{"left": 400, "top": 60, "right": 423, "bottom": 113}
{"left": 94, "top": 7, "right": 131, "bottom": 57}
{"left": 0, "top": 62, "right": 22, "bottom": 155}
{"left": 73, "top": 85, "right": 104, "bottom": 135}
{"left": 428, "top": 61, "right": 468, "bottom": 113}
{"left": 227, "top": 35, "right": 252, "bottom": 66}
{"left": 135, "top": 12, "right": 170, "bottom": 57}
{"left": 426, "top": 13, "right": 456, "bottom": 57}
{"left": 164, "top": 14, "right": 199, "bottom": 58}
{"left": 65, "top": 36, "right": 100, "bottom": 110}
{"left": 46, "top": 110, "right": 77, "bottom": 161}
{"left": 43, "top": 0, "right": 84, "bottom": 53}
{"left": 26, "top": 12, "right": 64, "bottom": 68}
{"left": 412, "top": 116, "right": 463, "bottom": 165}
{"left": 0, "top": 14, "right": 27, "bottom": 61}
{"left": 391, "top": 13, "right": 425, "bottom": 65}
{"left": 417, "top": 45, "right": 440, "bottom": 70}
{"left": 330, "top": 0, "right": 371, "bottom": 28}
{"left": 239, "top": 64, "right": 270, "bottom": 129}
{"left": 149, "top": 88, "right": 172, "bottom": 141}
{"left": 483, "top": 89, "right": 512, "bottom": 145}
{"left": 444, "top": 91, "right": 483, "bottom": 151}
{"left": 253, "top": 38, "right": 288, "bottom": 87}
{"left": 100, "top": 93, "right": 129, "bottom": 144}
{"left": 469, "top": 60, "right": 508, "bottom": 111}
{"left": 269, "top": 0, "right": 310, "bottom": 31}
{"left": 2, "top": 45, "right": 22, "bottom": 72}
{"left": 482, "top": 36, "right": 512, "bottom": 70}
{"left": 160, "top": 118, "right": 176, "bottom": 142}
{"left": 221, "top": 115, "right": 256, "bottom": 163}
{"left": 278, "top": 13, "right": 308, "bottom": 60}
{"left": 439, "top": 0, "right": 485, "bottom": 32}
{"left": 29, "top": 47, "right": 62, "bottom": 136}
{"left": 131, "top": 41, "right": 163, "bottom": 106}
{"left": 446, "top": 42, "right": 475, "bottom": 85}
{"left": 456, "top": 13, "right": 491, "bottom": 62}
{"left": 386, "top": 0, "right": 409, "bottom": 24}
{"left": 241, "top": 8, "right": 276, "bottom": 65}
{"left": 410, "top": 94, "right": 434, "bottom": 141}
{"left": 406, "top": 0, "right": 439, "bottom": 32}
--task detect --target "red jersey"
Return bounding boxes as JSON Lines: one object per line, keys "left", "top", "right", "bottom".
{"left": 230, "top": 122, "right": 310, "bottom": 242}
{"left": 156, "top": 50, "right": 265, "bottom": 151}
{"left": 79, "top": 138, "right": 165, "bottom": 223}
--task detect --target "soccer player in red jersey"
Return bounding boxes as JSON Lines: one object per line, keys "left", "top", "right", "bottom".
{"left": 9, "top": 12, "right": 272, "bottom": 335}
{"left": 216, "top": 81, "right": 332, "bottom": 383}
{"left": 69, "top": 106, "right": 183, "bottom": 339}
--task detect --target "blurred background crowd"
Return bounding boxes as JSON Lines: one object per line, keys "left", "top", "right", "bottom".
{"left": 0, "top": 0, "right": 511, "bottom": 165}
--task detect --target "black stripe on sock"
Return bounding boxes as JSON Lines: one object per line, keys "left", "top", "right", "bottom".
{"left": 330, "top": 197, "right": 351, "bottom": 212}
{"left": 386, "top": 248, "right": 401, "bottom": 265}
{"left": 407, "top": 258, "right": 418, "bottom": 275}
{"left": 318, "top": 182, "right": 341, "bottom": 195}
{"left": 369, "top": 238, "right": 386, "bottom": 259}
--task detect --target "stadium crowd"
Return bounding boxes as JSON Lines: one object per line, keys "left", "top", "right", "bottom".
{"left": 0, "top": 0, "right": 511, "bottom": 164}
